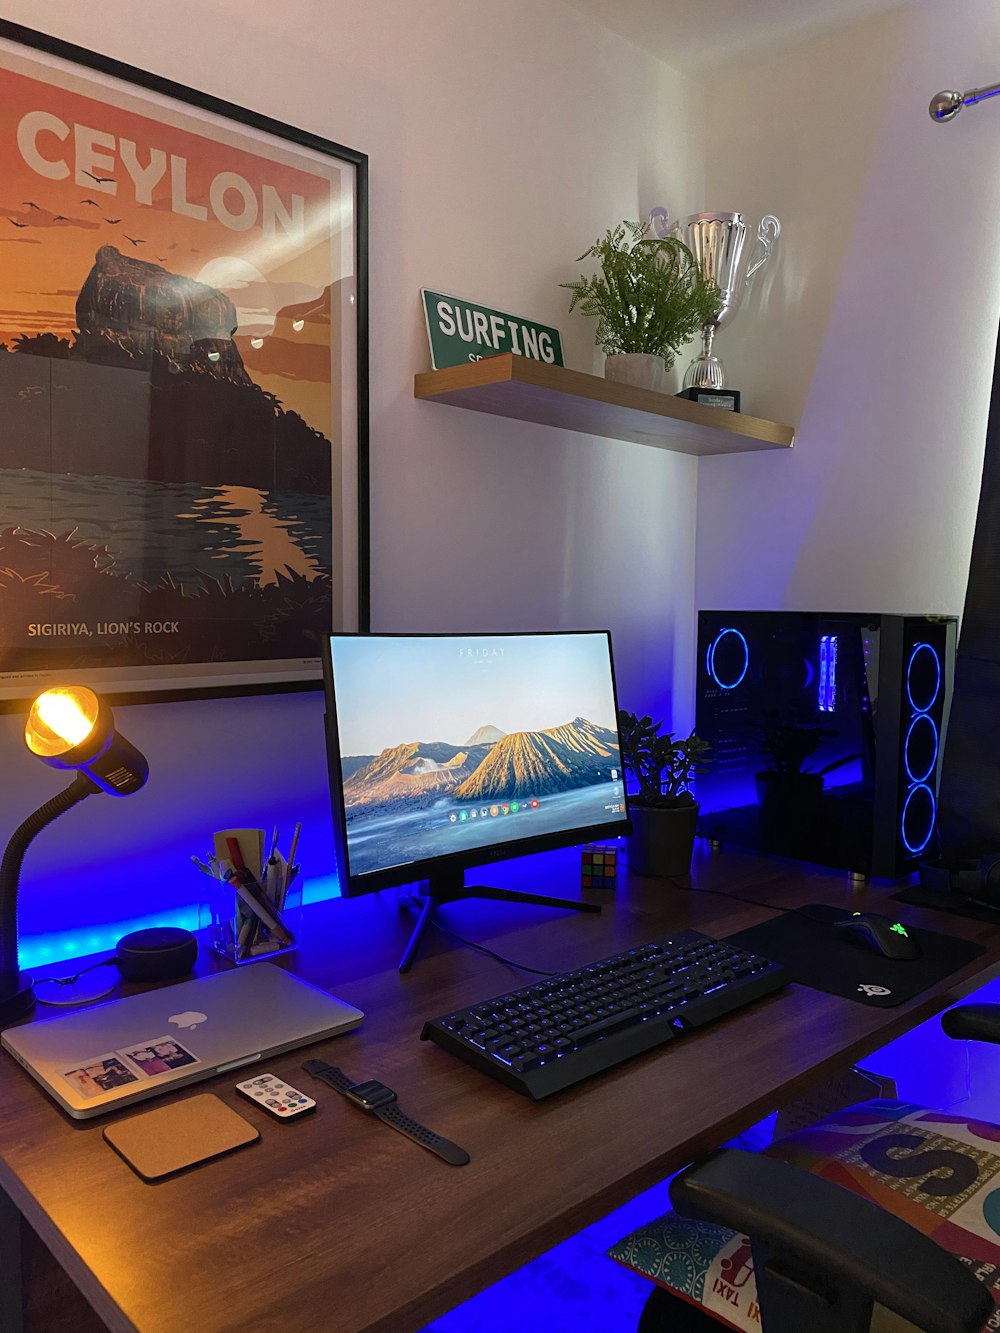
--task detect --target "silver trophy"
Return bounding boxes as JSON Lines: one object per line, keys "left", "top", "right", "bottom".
{"left": 649, "top": 206, "right": 780, "bottom": 394}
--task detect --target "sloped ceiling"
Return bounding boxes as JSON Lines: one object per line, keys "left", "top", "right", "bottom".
{"left": 561, "top": 0, "right": 918, "bottom": 69}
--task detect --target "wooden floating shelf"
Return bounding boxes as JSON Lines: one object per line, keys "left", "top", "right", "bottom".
{"left": 414, "top": 353, "right": 795, "bottom": 457}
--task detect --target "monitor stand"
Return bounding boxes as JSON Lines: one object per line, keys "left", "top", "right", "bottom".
{"left": 398, "top": 866, "right": 601, "bottom": 972}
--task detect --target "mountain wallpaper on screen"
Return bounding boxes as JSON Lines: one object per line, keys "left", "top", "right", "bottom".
{"left": 343, "top": 717, "right": 618, "bottom": 814}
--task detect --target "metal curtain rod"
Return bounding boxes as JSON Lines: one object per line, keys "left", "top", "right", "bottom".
{"left": 930, "top": 81, "right": 1000, "bottom": 122}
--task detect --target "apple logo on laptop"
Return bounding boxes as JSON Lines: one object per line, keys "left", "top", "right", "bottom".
{"left": 169, "top": 1010, "right": 208, "bottom": 1030}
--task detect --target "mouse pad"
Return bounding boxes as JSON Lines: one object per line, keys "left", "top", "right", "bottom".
{"left": 724, "top": 904, "right": 986, "bottom": 1007}
{"left": 103, "top": 1093, "right": 260, "bottom": 1181}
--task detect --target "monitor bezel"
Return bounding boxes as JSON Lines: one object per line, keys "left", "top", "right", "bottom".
{"left": 321, "top": 629, "right": 631, "bottom": 897}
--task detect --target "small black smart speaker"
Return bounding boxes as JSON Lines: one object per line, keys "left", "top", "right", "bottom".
{"left": 115, "top": 926, "right": 198, "bottom": 982}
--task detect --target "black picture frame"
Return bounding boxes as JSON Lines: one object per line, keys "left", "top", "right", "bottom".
{"left": 0, "top": 19, "right": 369, "bottom": 711}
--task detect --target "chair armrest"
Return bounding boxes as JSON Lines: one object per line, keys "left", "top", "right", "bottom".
{"left": 942, "top": 1003, "right": 1000, "bottom": 1044}
{"left": 670, "top": 1150, "right": 992, "bottom": 1333}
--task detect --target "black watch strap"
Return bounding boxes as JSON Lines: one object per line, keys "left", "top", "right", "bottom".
{"left": 303, "top": 1061, "right": 355, "bottom": 1095}
{"left": 303, "top": 1060, "right": 470, "bottom": 1166}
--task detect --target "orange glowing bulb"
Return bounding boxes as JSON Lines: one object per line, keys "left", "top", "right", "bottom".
{"left": 25, "top": 686, "right": 99, "bottom": 757}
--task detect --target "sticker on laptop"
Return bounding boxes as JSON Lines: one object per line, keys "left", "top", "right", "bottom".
{"left": 117, "top": 1036, "right": 200, "bottom": 1077}
{"left": 61, "top": 1036, "right": 200, "bottom": 1098}
{"left": 62, "top": 1054, "right": 142, "bottom": 1100}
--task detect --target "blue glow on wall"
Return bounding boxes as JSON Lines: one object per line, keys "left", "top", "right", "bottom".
{"left": 18, "top": 874, "right": 344, "bottom": 970}
{"left": 20, "top": 904, "right": 201, "bottom": 970}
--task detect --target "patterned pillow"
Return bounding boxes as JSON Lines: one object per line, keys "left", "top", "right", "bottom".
{"left": 608, "top": 1100, "right": 1000, "bottom": 1333}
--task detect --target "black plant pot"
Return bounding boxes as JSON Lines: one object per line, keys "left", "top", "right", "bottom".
{"left": 627, "top": 802, "right": 699, "bottom": 879}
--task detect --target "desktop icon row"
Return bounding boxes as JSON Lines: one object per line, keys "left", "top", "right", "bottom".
{"left": 449, "top": 799, "right": 539, "bottom": 825}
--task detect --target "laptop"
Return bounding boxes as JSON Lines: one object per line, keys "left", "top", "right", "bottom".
{"left": 2, "top": 964, "right": 364, "bottom": 1119}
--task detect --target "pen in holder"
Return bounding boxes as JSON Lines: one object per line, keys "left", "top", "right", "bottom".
{"left": 196, "top": 824, "right": 303, "bottom": 964}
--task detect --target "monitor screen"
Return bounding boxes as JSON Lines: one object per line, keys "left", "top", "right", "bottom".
{"left": 323, "top": 631, "right": 629, "bottom": 893}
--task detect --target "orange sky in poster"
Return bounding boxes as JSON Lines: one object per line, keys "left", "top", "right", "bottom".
{"left": 0, "top": 58, "right": 345, "bottom": 437}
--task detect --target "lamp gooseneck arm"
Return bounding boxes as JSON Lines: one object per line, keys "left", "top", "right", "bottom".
{"left": 0, "top": 773, "right": 98, "bottom": 1000}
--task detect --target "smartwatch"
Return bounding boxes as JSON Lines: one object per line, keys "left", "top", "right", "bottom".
{"left": 303, "top": 1060, "right": 470, "bottom": 1166}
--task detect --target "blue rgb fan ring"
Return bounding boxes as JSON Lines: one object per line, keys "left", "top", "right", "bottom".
{"left": 906, "top": 642, "right": 941, "bottom": 714}
{"left": 901, "top": 782, "right": 936, "bottom": 855}
{"left": 904, "top": 713, "right": 939, "bottom": 786}
{"left": 706, "top": 628, "right": 749, "bottom": 690}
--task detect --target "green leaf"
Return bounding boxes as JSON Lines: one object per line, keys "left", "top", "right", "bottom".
{"left": 563, "top": 221, "right": 720, "bottom": 359}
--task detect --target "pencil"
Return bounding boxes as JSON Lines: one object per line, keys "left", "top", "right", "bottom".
{"left": 282, "top": 822, "right": 302, "bottom": 903}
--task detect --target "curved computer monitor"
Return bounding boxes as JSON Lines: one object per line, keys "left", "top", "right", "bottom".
{"left": 322, "top": 631, "right": 630, "bottom": 967}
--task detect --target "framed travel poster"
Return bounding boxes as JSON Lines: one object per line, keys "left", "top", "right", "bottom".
{"left": 0, "top": 20, "right": 368, "bottom": 708}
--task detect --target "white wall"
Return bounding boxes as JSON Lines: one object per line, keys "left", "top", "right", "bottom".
{"left": 696, "top": 0, "right": 1000, "bottom": 619}
{"left": 0, "top": 0, "right": 704, "bottom": 940}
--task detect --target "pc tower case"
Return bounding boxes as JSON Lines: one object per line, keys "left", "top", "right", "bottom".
{"left": 695, "top": 612, "right": 958, "bottom": 879}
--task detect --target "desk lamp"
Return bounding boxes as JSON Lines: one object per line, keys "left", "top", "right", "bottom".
{"left": 0, "top": 686, "right": 148, "bottom": 1025}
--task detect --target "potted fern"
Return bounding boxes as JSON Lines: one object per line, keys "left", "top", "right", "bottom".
{"left": 618, "top": 711, "right": 711, "bottom": 878}
{"left": 561, "top": 220, "right": 719, "bottom": 392}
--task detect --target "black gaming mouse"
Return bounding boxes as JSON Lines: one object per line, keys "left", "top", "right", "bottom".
{"left": 834, "top": 912, "right": 921, "bottom": 960}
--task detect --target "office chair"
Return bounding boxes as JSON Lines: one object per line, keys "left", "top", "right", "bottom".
{"left": 609, "top": 1004, "right": 1000, "bottom": 1333}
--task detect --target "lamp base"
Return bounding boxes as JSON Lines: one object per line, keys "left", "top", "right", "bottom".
{"left": 35, "top": 970, "right": 117, "bottom": 1007}
{"left": 0, "top": 972, "right": 35, "bottom": 1026}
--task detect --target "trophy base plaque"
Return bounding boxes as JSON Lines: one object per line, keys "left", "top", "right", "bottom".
{"left": 676, "top": 386, "right": 741, "bottom": 413}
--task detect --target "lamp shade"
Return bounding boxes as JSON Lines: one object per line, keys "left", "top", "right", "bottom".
{"left": 25, "top": 686, "right": 148, "bottom": 796}
{"left": 26, "top": 685, "right": 101, "bottom": 757}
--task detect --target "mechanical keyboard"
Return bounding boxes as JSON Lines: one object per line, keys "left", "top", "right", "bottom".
{"left": 420, "top": 929, "right": 789, "bottom": 1099}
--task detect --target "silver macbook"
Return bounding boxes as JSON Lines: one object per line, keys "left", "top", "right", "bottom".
{"left": 2, "top": 964, "right": 364, "bottom": 1119}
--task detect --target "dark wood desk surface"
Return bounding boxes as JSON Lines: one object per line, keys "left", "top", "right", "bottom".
{"left": 4, "top": 845, "right": 1000, "bottom": 1333}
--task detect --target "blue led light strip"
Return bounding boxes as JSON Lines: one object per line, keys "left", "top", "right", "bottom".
{"left": 18, "top": 874, "right": 343, "bottom": 970}
{"left": 818, "top": 635, "right": 838, "bottom": 713}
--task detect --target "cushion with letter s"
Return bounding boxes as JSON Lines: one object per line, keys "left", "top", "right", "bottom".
{"left": 608, "top": 1099, "right": 1000, "bottom": 1332}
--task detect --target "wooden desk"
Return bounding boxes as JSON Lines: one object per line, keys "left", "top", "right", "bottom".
{"left": 4, "top": 846, "right": 1000, "bottom": 1333}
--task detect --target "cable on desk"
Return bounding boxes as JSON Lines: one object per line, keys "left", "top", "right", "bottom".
{"left": 659, "top": 874, "right": 819, "bottom": 919}
{"left": 40, "top": 956, "right": 117, "bottom": 987}
{"left": 422, "top": 878, "right": 799, "bottom": 972}
{"left": 424, "top": 914, "right": 559, "bottom": 977}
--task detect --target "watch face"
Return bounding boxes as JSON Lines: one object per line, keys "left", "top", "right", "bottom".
{"left": 346, "top": 1079, "right": 397, "bottom": 1111}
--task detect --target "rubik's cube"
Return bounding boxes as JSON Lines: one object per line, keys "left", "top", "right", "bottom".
{"left": 581, "top": 844, "right": 618, "bottom": 890}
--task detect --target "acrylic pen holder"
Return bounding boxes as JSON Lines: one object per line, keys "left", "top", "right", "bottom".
{"left": 200, "top": 870, "right": 303, "bottom": 965}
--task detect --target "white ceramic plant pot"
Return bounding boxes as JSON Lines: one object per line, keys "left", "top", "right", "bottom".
{"left": 604, "top": 352, "right": 666, "bottom": 392}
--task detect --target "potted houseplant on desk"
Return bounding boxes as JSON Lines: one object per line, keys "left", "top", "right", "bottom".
{"left": 561, "top": 220, "right": 720, "bottom": 392}
{"left": 618, "top": 711, "right": 711, "bottom": 878}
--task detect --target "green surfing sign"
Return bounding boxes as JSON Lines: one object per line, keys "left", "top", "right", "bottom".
{"left": 421, "top": 289, "right": 564, "bottom": 370}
